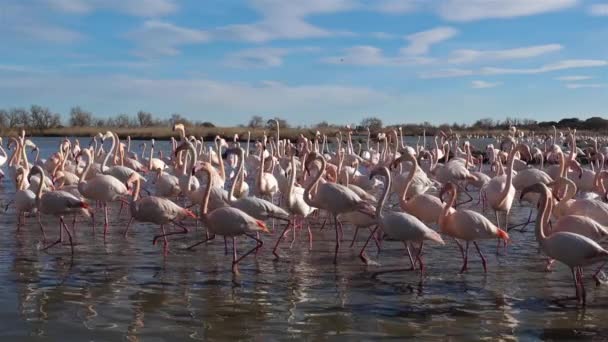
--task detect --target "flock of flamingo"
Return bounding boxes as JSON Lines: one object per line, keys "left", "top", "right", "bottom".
{"left": 3, "top": 122, "right": 608, "bottom": 306}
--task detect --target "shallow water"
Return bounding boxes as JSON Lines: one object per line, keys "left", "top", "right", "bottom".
{"left": 1, "top": 137, "right": 608, "bottom": 340}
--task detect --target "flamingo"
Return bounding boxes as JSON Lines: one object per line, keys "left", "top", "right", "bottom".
{"left": 359, "top": 167, "right": 444, "bottom": 279}
{"left": 78, "top": 149, "right": 131, "bottom": 236}
{"left": 14, "top": 167, "right": 37, "bottom": 230}
{"left": 226, "top": 147, "right": 290, "bottom": 222}
{"left": 273, "top": 155, "right": 316, "bottom": 258}
{"left": 438, "top": 182, "right": 509, "bottom": 273}
{"left": 393, "top": 150, "right": 447, "bottom": 225}
{"left": 124, "top": 173, "right": 196, "bottom": 252}
{"left": 521, "top": 183, "right": 608, "bottom": 305}
{"left": 485, "top": 143, "right": 530, "bottom": 231}
{"left": 28, "top": 165, "right": 91, "bottom": 254}
{"left": 186, "top": 163, "right": 270, "bottom": 274}
{"left": 303, "top": 152, "right": 375, "bottom": 264}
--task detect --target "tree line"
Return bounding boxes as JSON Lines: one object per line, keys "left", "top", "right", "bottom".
{"left": 0, "top": 105, "right": 605, "bottom": 134}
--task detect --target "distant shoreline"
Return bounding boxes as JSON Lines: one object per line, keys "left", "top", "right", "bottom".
{"left": 4, "top": 125, "right": 579, "bottom": 142}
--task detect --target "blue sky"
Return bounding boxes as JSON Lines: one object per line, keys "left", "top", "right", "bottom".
{"left": 1, "top": 0, "right": 607, "bottom": 126}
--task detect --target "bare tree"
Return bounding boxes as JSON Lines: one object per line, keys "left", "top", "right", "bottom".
{"left": 0, "top": 110, "right": 7, "bottom": 128}
{"left": 266, "top": 117, "right": 290, "bottom": 129}
{"left": 360, "top": 116, "right": 383, "bottom": 132}
{"left": 69, "top": 106, "right": 92, "bottom": 127}
{"left": 170, "top": 113, "right": 191, "bottom": 126}
{"left": 30, "top": 105, "right": 60, "bottom": 130}
{"left": 115, "top": 113, "right": 135, "bottom": 128}
{"left": 137, "top": 110, "right": 154, "bottom": 127}
{"left": 248, "top": 115, "right": 264, "bottom": 128}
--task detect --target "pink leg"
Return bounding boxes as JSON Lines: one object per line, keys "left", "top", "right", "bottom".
{"left": 103, "top": 203, "right": 109, "bottom": 237}
{"left": 124, "top": 217, "right": 134, "bottom": 237}
{"left": 350, "top": 227, "right": 360, "bottom": 247}
{"left": 232, "top": 234, "right": 264, "bottom": 273}
{"left": 473, "top": 241, "right": 487, "bottom": 273}
{"left": 459, "top": 242, "right": 469, "bottom": 274}
{"left": 333, "top": 214, "right": 340, "bottom": 264}
{"left": 272, "top": 220, "right": 292, "bottom": 259}
{"left": 359, "top": 225, "right": 380, "bottom": 264}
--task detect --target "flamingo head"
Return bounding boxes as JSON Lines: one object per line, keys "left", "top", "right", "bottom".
{"left": 439, "top": 182, "right": 457, "bottom": 203}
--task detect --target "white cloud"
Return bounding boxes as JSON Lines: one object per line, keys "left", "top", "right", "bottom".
{"left": 2, "top": 3, "right": 84, "bottom": 43}
{"left": 225, "top": 47, "right": 319, "bottom": 68}
{"left": 323, "top": 45, "right": 433, "bottom": 66}
{"left": 555, "top": 75, "right": 592, "bottom": 81}
{"left": 448, "top": 44, "right": 562, "bottom": 64}
{"left": 215, "top": 0, "right": 357, "bottom": 43}
{"left": 589, "top": 3, "right": 608, "bottom": 15}
{"left": 127, "top": 20, "right": 210, "bottom": 57}
{"left": 370, "top": 32, "right": 398, "bottom": 39}
{"left": 419, "top": 68, "right": 474, "bottom": 79}
{"left": 471, "top": 80, "right": 501, "bottom": 89}
{"left": 44, "top": 0, "right": 178, "bottom": 17}
{"left": 375, "top": 0, "right": 419, "bottom": 14}
{"left": 0, "top": 74, "right": 392, "bottom": 124}
{"left": 14, "top": 24, "right": 84, "bottom": 43}
{"left": 481, "top": 59, "right": 608, "bottom": 75}
{"left": 437, "top": 0, "right": 578, "bottom": 22}
{"left": 565, "top": 83, "right": 605, "bottom": 89}
{"left": 401, "top": 26, "right": 458, "bottom": 55}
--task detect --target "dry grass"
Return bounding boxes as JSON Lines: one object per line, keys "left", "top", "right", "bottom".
{"left": 1, "top": 125, "right": 597, "bottom": 141}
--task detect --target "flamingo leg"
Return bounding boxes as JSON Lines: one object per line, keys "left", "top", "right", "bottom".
{"left": 460, "top": 242, "right": 469, "bottom": 274}
{"left": 60, "top": 217, "right": 74, "bottom": 256}
{"left": 333, "top": 214, "right": 340, "bottom": 264}
{"left": 593, "top": 260, "right": 607, "bottom": 285}
{"left": 232, "top": 237, "right": 238, "bottom": 273}
{"left": 307, "top": 223, "right": 313, "bottom": 250}
{"left": 508, "top": 207, "right": 535, "bottom": 232}
{"left": 272, "top": 220, "right": 292, "bottom": 259}
{"left": 232, "top": 234, "right": 264, "bottom": 273}
{"left": 453, "top": 238, "right": 465, "bottom": 260}
{"left": 578, "top": 267, "right": 587, "bottom": 306}
{"left": 571, "top": 268, "right": 580, "bottom": 303}
{"left": 455, "top": 183, "right": 473, "bottom": 207}
{"left": 124, "top": 217, "right": 134, "bottom": 237}
{"left": 37, "top": 213, "right": 47, "bottom": 241}
{"left": 41, "top": 219, "right": 64, "bottom": 252}
{"left": 224, "top": 237, "right": 229, "bottom": 255}
{"left": 404, "top": 242, "right": 415, "bottom": 270}
{"left": 103, "top": 203, "right": 109, "bottom": 237}
{"left": 186, "top": 233, "right": 216, "bottom": 250}
{"left": 359, "top": 225, "right": 379, "bottom": 265}
{"left": 473, "top": 241, "right": 487, "bottom": 273}
{"left": 117, "top": 201, "right": 124, "bottom": 217}
{"left": 152, "top": 221, "right": 189, "bottom": 245}
{"left": 350, "top": 226, "right": 360, "bottom": 247}
{"left": 415, "top": 241, "right": 425, "bottom": 280}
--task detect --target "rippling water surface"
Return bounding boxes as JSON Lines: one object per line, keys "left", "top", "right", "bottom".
{"left": 2, "top": 137, "right": 608, "bottom": 340}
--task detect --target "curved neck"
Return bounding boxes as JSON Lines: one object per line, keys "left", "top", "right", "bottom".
{"left": 441, "top": 187, "right": 456, "bottom": 220}
{"left": 287, "top": 156, "right": 297, "bottom": 202}
{"left": 80, "top": 152, "right": 92, "bottom": 183}
{"left": 148, "top": 142, "right": 154, "bottom": 169}
{"left": 8, "top": 138, "right": 19, "bottom": 167}
{"left": 20, "top": 142, "right": 30, "bottom": 171}
{"left": 102, "top": 134, "right": 116, "bottom": 171}
{"left": 497, "top": 146, "right": 517, "bottom": 204}
{"left": 216, "top": 141, "right": 225, "bottom": 181}
{"left": 200, "top": 167, "right": 212, "bottom": 216}
{"left": 258, "top": 149, "right": 265, "bottom": 191}
{"left": 35, "top": 170, "right": 44, "bottom": 200}
{"left": 535, "top": 189, "right": 551, "bottom": 242}
{"left": 303, "top": 156, "right": 325, "bottom": 208}
{"left": 229, "top": 150, "right": 244, "bottom": 202}
{"left": 376, "top": 169, "right": 391, "bottom": 219}
{"left": 401, "top": 155, "right": 418, "bottom": 205}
